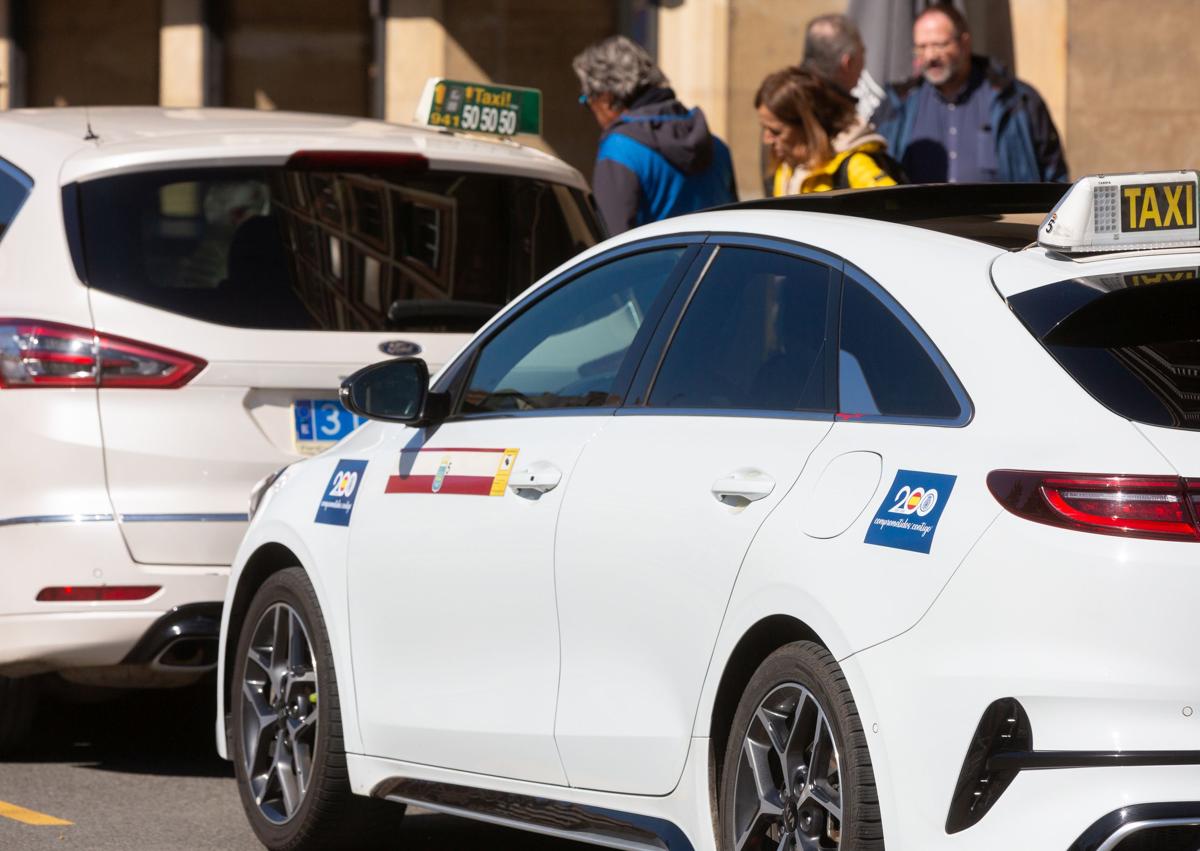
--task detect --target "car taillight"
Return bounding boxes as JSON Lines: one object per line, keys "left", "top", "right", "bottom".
{"left": 36, "top": 585, "right": 161, "bottom": 602}
{"left": 988, "top": 470, "right": 1200, "bottom": 542}
{"left": 0, "top": 319, "right": 204, "bottom": 388}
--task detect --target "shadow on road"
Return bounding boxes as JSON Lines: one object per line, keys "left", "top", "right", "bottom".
{"left": 7, "top": 676, "right": 233, "bottom": 779}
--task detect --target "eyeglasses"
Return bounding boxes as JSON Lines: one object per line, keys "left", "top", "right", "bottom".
{"left": 913, "top": 36, "right": 960, "bottom": 55}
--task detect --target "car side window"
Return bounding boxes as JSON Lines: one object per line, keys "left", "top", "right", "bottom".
{"left": 838, "top": 275, "right": 962, "bottom": 419}
{"left": 460, "top": 248, "right": 686, "bottom": 414}
{"left": 648, "top": 246, "right": 834, "bottom": 412}
{"left": 0, "top": 159, "right": 32, "bottom": 242}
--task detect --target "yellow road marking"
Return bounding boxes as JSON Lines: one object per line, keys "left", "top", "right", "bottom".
{"left": 0, "top": 800, "right": 72, "bottom": 826}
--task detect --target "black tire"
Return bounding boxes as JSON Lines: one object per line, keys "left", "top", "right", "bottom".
{"left": 718, "top": 641, "right": 883, "bottom": 850}
{"left": 0, "top": 675, "right": 37, "bottom": 757}
{"left": 231, "top": 567, "right": 404, "bottom": 850}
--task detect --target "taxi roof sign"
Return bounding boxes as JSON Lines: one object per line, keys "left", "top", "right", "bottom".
{"left": 1039, "top": 171, "right": 1200, "bottom": 254}
{"left": 414, "top": 78, "right": 542, "bottom": 138}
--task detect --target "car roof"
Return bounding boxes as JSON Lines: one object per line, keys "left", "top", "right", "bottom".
{"left": 719, "top": 183, "right": 1069, "bottom": 250}
{"left": 0, "top": 106, "right": 587, "bottom": 189}
{"left": 992, "top": 243, "right": 1200, "bottom": 297}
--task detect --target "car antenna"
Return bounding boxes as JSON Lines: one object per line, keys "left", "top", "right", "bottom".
{"left": 83, "top": 106, "right": 98, "bottom": 142}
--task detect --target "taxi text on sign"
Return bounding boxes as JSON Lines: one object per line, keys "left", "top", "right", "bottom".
{"left": 1121, "top": 181, "right": 1196, "bottom": 232}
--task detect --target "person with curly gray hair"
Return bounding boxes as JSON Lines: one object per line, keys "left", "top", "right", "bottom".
{"left": 572, "top": 35, "right": 736, "bottom": 234}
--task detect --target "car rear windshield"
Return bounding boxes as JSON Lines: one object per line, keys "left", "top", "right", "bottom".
{"left": 75, "top": 165, "right": 601, "bottom": 332}
{"left": 1008, "top": 267, "right": 1200, "bottom": 430}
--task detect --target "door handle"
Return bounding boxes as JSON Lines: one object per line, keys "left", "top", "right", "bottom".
{"left": 509, "top": 462, "right": 562, "bottom": 495}
{"left": 711, "top": 470, "right": 775, "bottom": 505}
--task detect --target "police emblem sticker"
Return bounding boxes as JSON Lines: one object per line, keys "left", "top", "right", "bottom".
{"left": 864, "top": 469, "right": 956, "bottom": 554}
{"left": 315, "top": 459, "right": 368, "bottom": 526}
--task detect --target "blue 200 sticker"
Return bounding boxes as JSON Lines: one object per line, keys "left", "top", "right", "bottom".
{"left": 314, "top": 459, "right": 368, "bottom": 527}
{"left": 864, "top": 469, "right": 956, "bottom": 554}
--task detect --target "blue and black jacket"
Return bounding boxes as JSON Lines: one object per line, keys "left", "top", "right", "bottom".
{"left": 593, "top": 87, "right": 737, "bottom": 235}
{"left": 871, "top": 56, "right": 1068, "bottom": 184}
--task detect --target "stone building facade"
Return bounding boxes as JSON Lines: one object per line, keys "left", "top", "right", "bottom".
{"left": 0, "top": 0, "right": 1194, "bottom": 198}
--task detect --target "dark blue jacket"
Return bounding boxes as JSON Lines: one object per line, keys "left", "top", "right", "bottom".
{"left": 593, "top": 87, "right": 736, "bottom": 234}
{"left": 871, "top": 56, "right": 1068, "bottom": 183}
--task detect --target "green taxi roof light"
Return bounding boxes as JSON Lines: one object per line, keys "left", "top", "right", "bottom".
{"left": 413, "top": 78, "right": 543, "bottom": 138}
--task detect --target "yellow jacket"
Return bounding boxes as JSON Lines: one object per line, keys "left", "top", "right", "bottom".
{"left": 772, "top": 139, "right": 899, "bottom": 196}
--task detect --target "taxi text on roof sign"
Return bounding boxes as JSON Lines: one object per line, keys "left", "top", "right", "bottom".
{"left": 414, "top": 78, "right": 542, "bottom": 137}
{"left": 1039, "top": 170, "right": 1200, "bottom": 253}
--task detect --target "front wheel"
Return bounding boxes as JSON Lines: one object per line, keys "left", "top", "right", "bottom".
{"left": 230, "top": 567, "right": 403, "bottom": 850}
{"left": 718, "top": 641, "right": 883, "bottom": 850}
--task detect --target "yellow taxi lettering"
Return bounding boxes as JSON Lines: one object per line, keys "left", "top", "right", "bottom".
{"left": 1139, "top": 188, "right": 1162, "bottom": 229}
{"left": 1124, "top": 187, "right": 1142, "bottom": 227}
{"left": 1163, "top": 184, "right": 1186, "bottom": 227}
{"left": 1189, "top": 183, "right": 1196, "bottom": 226}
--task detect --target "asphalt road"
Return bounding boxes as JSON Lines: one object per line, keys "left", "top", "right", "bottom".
{"left": 0, "top": 680, "right": 595, "bottom": 850}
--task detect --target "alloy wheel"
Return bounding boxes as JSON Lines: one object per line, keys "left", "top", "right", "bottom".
{"left": 731, "top": 682, "right": 843, "bottom": 850}
{"left": 240, "top": 602, "right": 320, "bottom": 824}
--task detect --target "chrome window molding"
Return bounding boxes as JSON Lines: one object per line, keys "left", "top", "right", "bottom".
{"left": 617, "top": 407, "right": 836, "bottom": 423}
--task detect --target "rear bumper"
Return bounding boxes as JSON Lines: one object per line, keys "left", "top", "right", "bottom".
{"left": 848, "top": 513, "right": 1200, "bottom": 850}
{"left": 1069, "top": 803, "right": 1200, "bottom": 851}
{"left": 0, "top": 519, "right": 228, "bottom": 673}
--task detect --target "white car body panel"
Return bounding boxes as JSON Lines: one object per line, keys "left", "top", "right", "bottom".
{"left": 554, "top": 414, "right": 832, "bottom": 793}
{"left": 217, "top": 200, "right": 1200, "bottom": 850}
{"left": 345, "top": 415, "right": 610, "bottom": 785}
{"left": 0, "top": 106, "right": 593, "bottom": 681}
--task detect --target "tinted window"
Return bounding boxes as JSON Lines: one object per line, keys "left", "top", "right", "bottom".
{"left": 649, "top": 247, "right": 834, "bottom": 412}
{"left": 461, "top": 248, "right": 685, "bottom": 414}
{"left": 78, "top": 167, "right": 600, "bottom": 332}
{"left": 0, "top": 160, "right": 32, "bottom": 242}
{"left": 1008, "top": 267, "right": 1200, "bottom": 430}
{"left": 839, "top": 277, "right": 961, "bottom": 419}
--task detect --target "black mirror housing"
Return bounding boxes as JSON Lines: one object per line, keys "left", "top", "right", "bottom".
{"left": 339, "top": 357, "right": 448, "bottom": 426}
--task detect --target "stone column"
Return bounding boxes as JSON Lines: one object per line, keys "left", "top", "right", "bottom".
{"left": 160, "top": 0, "right": 206, "bottom": 107}
{"left": 383, "top": 0, "right": 446, "bottom": 124}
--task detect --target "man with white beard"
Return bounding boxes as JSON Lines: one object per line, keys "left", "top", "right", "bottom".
{"left": 871, "top": 2, "right": 1067, "bottom": 184}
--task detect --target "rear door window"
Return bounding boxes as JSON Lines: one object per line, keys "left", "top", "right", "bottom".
{"left": 1008, "top": 267, "right": 1200, "bottom": 430}
{"left": 648, "top": 246, "right": 836, "bottom": 413}
{"left": 76, "top": 166, "right": 600, "bottom": 332}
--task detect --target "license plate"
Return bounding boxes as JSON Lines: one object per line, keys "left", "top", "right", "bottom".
{"left": 293, "top": 399, "right": 366, "bottom": 455}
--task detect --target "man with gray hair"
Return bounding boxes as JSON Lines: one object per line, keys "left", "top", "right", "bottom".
{"left": 802, "top": 13, "right": 883, "bottom": 121}
{"left": 573, "top": 35, "right": 736, "bottom": 235}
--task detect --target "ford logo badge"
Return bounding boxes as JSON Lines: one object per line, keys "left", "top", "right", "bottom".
{"left": 379, "top": 340, "right": 423, "bottom": 357}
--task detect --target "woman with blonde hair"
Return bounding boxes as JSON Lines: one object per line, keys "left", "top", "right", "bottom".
{"left": 756, "top": 65, "right": 903, "bottom": 195}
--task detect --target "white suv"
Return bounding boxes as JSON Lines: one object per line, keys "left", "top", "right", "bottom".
{"left": 0, "top": 106, "right": 598, "bottom": 747}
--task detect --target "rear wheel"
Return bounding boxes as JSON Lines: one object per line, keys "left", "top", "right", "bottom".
{"left": 231, "top": 567, "right": 403, "bottom": 850}
{"left": 718, "top": 641, "right": 883, "bottom": 850}
{"left": 0, "top": 675, "right": 37, "bottom": 756}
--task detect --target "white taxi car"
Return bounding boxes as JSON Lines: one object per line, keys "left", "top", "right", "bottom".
{"left": 217, "top": 174, "right": 1200, "bottom": 851}
{"left": 0, "top": 104, "right": 598, "bottom": 747}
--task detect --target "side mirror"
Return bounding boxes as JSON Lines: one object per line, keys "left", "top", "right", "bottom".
{"left": 338, "top": 357, "right": 449, "bottom": 425}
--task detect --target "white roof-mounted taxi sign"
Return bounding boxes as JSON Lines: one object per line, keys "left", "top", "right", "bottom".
{"left": 1039, "top": 170, "right": 1200, "bottom": 253}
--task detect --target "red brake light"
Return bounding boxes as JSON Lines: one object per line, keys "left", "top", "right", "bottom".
{"left": 0, "top": 320, "right": 205, "bottom": 388}
{"left": 36, "top": 585, "right": 161, "bottom": 602}
{"left": 988, "top": 470, "right": 1200, "bottom": 541}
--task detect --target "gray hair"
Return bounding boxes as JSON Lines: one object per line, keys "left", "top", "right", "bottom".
{"left": 572, "top": 35, "right": 667, "bottom": 107}
{"left": 802, "top": 13, "right": 863, "bottom": 80}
